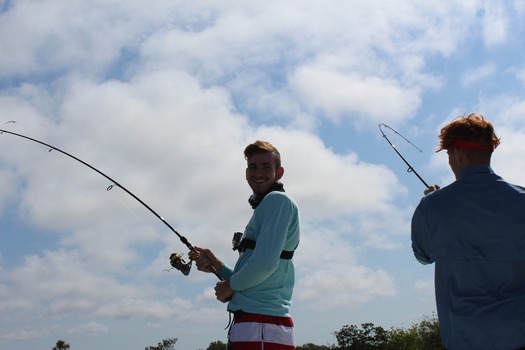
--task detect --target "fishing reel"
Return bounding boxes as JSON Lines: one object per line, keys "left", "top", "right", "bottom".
{"left": 169, "top": 250, "right": 223, "bottom": 280}
{"left": 169, "top": 253, "right": 192, "bottom": 276}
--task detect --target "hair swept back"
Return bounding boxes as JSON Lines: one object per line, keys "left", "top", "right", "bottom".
{"left": 438, "top": 113, "right": 500, "bottom": 151}
{"left": 244, "top": 140, "right": 281, "bottom": 168}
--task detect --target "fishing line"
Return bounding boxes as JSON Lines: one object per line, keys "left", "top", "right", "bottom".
{"left": 378, "top": 123, "right": 429, "bottom": 188}
{"left": 0, "top": 125, "right": 221, "bottom": 280}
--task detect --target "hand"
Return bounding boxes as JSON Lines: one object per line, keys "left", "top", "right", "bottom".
{"left": 188, "top": 246, "right": 224, "bottom": 274}
{"left": 215, "top": 280, "right": 234, "bottom": 303}
{"left": 424, "top": 184, "right": 440, "bottom": 196}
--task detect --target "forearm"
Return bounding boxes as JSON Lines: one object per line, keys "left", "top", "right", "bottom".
{"left": 218, "top": 264, "right": 234, "bottom": 280}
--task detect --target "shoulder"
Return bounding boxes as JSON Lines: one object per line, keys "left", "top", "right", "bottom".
{"left": 420, "top": 182, "right": 455, "bottom": 201}
{"left": 266, "top": 191, "right": 297, "bottom": 204}
{"left": 260, "top": 191, "right": 299, "bottom": 212}
{"left": 416, "top": 182, "right": 459, "bottom": 213}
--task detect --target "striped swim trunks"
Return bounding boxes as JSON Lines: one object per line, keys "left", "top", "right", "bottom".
{"left": 228, "top": 312, "right": 295, "bottom": 350}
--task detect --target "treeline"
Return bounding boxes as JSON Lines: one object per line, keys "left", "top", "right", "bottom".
{"left": 168, "top": 314, "right": 443, "bottom": 350}
{"left": 299, "top": 314, "right": 444, "bottom": 350}
{"left": 52, "top": 314, "right": 444, "bottom": 350}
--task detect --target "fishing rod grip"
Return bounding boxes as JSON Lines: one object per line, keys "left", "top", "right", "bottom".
{"left": 213, "top": 270, "right": 223, "bottom": 281}
{"left": 186, "top": 249, "right": 223, "bottom": 280}
{"left": 204, "top": 260, "right": 223, "bottom": 280}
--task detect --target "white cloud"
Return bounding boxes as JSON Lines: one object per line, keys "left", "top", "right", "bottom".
{"left": 414, "top": 279, "right": 433, "bottom": 293}
{"left": 295, "top": 226, "right": 397, "bottom": 309}
{"left": 460, "top": 63, "right": 496, "bottom": 88}
{"left": 0, "top": 321, "right": 108, "bottom": 341}
{"left": 481, "top": 2, "right": 509, "bottom": 47}
{"left": 4, "top": 0, "right": 525, "bottom": 349}
{"left": 291, "top": 66, "right": 421, "bottom": 124}
{"left": 0, "top": 64, "right": 408, "bottom": 329}
{"left": 516, "top": 66, "right": 525, "bottom": 86}
{"left": 66, "top": 321, "right": 108, "bottom": 336}
{"left": 298, "top": 265, "right": 396, "bottom": 309}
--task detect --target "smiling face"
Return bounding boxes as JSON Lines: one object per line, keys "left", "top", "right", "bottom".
{"left": 245, "top": 152, "right": 284, "bottom": 196}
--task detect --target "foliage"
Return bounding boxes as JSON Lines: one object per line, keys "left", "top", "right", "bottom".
{"left": 150, "top": 314, "right": 442, "bottom": 350}
{"left": 145, "top": 337, "right": 178, "bottom": 350}
{"left": 206, "top": 340, "right": 227, "bottom": 350}
{"left": 296, "top": 343, "right": 337, "bottom": 349}
{"left": 335, "top": 322, "right": 389, "bottom": 349}
{"left": 333, "top": 314, "right": 444, "bottom": 350}
{"left": 403, "top": 314, "right": 443, "bottom": 350}
{"left": 52, "top": 339, "right": 70, "bottom": 350}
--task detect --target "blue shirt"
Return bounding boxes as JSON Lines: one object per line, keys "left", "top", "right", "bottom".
{"left": 219, "top": 191, "right": 300, "bottom": 317}
{"left": 411, "top": 164, "right": 525, "bottom": 350}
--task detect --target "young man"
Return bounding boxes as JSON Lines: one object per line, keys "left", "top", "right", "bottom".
{"left": 411, "top": 113, "right": 525, "bottom": 350}
{"left": 190, "top": 140, "right": 300, "bottom": 350}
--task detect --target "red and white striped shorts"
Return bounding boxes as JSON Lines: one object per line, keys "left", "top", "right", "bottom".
{"left": 228, "top": 312, "right": 295, "bottom": 350}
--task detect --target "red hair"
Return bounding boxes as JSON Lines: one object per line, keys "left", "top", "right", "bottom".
{"left": 437, "top": 113, "right": 500, "bottom": 152}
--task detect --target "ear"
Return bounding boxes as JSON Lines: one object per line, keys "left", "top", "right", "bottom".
{"left": 455, "top": 148, "right": 466, "bottom": 162}
{"left": 276, "top": 166, "right": 284, "bottom": 180}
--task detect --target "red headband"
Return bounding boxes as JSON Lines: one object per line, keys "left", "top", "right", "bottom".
{"left": 437, "top": 140, "right": 494, "bottom": 152}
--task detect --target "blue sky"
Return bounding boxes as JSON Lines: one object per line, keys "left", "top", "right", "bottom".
{"left": 2, "top": 1, "right": 525, "bottom": 349}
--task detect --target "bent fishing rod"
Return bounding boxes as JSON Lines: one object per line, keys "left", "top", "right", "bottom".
{"left": 0, "top": 126, "right": 221, "bottom": 280}
{"left": 378, "top": 123, "right": 430, "bottom": 188}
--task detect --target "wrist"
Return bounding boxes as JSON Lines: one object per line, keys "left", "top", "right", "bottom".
{"left": 214, "top": 260, "right": 225, "bottom": 272}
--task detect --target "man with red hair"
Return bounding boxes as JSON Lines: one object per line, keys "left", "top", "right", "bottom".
{"left": 411, "top": 113, "right": 525, "bottom": 350}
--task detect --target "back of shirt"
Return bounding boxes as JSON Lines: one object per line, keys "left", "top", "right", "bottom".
{"left": 411, "top": 165, "right": 525, "bottom": 350}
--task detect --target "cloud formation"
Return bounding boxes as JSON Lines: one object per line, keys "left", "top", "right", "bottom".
{"left": 2, "top": 1, "right": 525, "bottom": 349}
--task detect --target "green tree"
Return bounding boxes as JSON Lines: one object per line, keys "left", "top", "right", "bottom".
{"left": 206, "top": 340, "right": 227, "bottom": 350}
{"left": 334, "top": 314, "right": 444, "bottom": 350}
{"left": 52, "top": 339, "right": 70, "bottom": 350}
{"left": 384, "top": 326, "right": 419, "bottom": 350}
{"left": 410, "top": 314, "right": 443, "bottom": 350}
{"left": 385, "top": 314, "right": 443, "bottom": 350}
{"left": 145, "top": 337, "right": 178, "bottom": 350}
{"left": 334, "top": 322, "right": 388, "bottom": 349}
{"left": 296, "top": 343, "right": 336, "bottom": 349}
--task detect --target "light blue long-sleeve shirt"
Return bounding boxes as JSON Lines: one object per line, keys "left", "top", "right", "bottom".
{"left": 411, "top": 164, "right": 525, "bottom": 350}
{"left": 218, "top": 191, "right": 300, "bottom": 317}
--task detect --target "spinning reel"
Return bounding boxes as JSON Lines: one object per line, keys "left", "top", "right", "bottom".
{"left": 169, "top": 253, "right": 192, "bottom": 276}
{"left": 168, "top": 251, "right": 222, "bottom": 280}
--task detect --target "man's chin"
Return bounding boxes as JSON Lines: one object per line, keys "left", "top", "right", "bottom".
{"left": 251, "top": 186, "right": 270, "bottom": 196}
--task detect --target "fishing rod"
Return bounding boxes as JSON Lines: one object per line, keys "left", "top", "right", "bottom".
{"left": 378, "top": 123, "right": 430, "bottom": 188}
{"left": 0, "top": 125, "right": 221, "bottom": 280}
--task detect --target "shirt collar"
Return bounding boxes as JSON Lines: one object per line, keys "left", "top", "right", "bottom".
{"left": 458, "top": 164, "right": 494, "bottom": 179}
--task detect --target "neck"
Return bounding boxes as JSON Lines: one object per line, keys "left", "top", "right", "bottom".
{"left": 248, "top": 182, "right": 285, "bottom": 209}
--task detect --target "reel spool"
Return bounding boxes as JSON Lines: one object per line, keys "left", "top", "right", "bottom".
{"left": 169, "top": 253, "right": 192, "bottom": 275}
